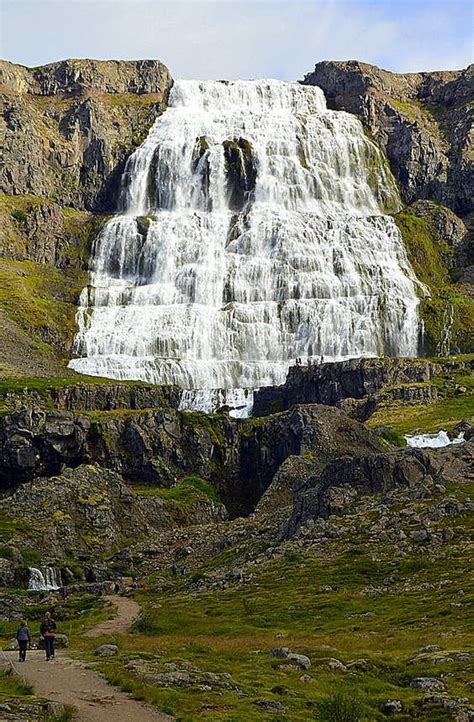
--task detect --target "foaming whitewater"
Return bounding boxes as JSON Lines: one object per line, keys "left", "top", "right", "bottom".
{"left": 69, "top": 79, "right": 422, "bottom": 414}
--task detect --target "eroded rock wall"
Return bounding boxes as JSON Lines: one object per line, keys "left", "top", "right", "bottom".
{"left": 0, "top": 59, "right": 172, "bottom": 212}
{"left": 303, "top": 61, "right": 473, "bottom": 215}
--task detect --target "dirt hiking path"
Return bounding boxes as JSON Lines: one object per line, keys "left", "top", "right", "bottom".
{"left": 84, "top": 595, "right": 140, "bottom": 637}
{"left": 5, "top": 595, "right": 172, "bottom": 722}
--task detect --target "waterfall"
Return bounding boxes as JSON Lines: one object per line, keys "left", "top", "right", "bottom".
{"left": 28, "top": 567, "right": 61, "bottom": 591}
{"left": 69, "top": 79, "right": 421, "bottom": 412}
{"left": 436, "top": 302, "right": 454, "bottom": 356}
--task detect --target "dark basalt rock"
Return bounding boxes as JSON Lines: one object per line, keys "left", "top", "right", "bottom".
{"left": 284, "top": 438, "right": 474, "bottom": 538}
{"left": 0, "top": 396, "right": 381, "bottom": 518}
{"left": 0, "top": 409, "right": 90, "bottom": 485}
{"left": 253, "top": 357, "right": 473, "bottom": 419}
{"left": 223, "top": 137, "right": 257, "bottom": 211}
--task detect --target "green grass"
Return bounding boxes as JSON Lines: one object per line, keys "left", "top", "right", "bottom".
{"left": 72, "top": 519, "right": 473, "bottom": 721}
{"left": 368, "top": 392, "right": 473, "bottom": 434}
{"left": 0, "top": 669, "right": 34, "bottom": 699}
{"left": 134, "top": 475, "right": 220, "bottom": 505}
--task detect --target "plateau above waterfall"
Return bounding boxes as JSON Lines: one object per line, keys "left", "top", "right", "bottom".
{"left": 69, "top": 79, "right": 422, "bottom": 411}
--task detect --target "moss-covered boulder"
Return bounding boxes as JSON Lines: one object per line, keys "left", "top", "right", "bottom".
{"left": 223, "top": 137, "right": 257, "bottom": 211}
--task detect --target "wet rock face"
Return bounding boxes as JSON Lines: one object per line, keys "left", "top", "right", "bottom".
{"left": 303, "top": 61, "right": 473, "bottom": 214}
{"left": 0, "top": 59, "right": 173, "bottom": 212}
{"left": 223, "top": 137, "right": 257, "bottom": 210}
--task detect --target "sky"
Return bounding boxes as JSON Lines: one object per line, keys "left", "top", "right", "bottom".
{"left": 0, "top": 0, "right": 472, "bottom": 80}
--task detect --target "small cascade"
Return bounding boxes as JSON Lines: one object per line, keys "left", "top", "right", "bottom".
{"left": 28, "top": 566, "right": 61, "bottom": 591}
{"left": 436, "top": 302, "right": 455, "bottom": 356}
{"left": 179, "top": 387, "right": 254, "bottom": 417}
{"left": 404, "top": 430, "right": 465, "bottom": 448}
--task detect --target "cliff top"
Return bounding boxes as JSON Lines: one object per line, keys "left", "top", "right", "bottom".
{"left": 303, "top": 59, "right": 473, "bottom": 106}
{"left": 0, "top": 57, "right": 172, "bottom": 96}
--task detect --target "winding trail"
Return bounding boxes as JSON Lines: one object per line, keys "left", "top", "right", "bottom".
{"left": 5, "top": 595, "right": 172, "bottom": 722}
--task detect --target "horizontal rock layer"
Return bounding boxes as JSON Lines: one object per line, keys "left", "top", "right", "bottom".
{"left": 253, "top": 356, "right": 473, "bottom": 418}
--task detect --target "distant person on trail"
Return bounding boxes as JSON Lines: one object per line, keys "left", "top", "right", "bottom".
{"left": 16, "top": 620, "right": 31, "bottom": 662}
{"left": 40, "top": 612, "right": 57, "bottom": 661}
{"left": 171, "top": 563, "right": 178, "bottom": 577}
{"left": 181, "top": 565, "right": 187, "bottom": 576}
{"left": 59, "top": 586, "right": 69, "bottom": 601}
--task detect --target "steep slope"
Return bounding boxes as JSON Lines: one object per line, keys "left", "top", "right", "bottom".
{"left": 0, "top": 58, "right": 172, "bottom": 377}
{"left": 302, "top": 61, "right": 473, "bottom": 215}
{"left": 0, "top": 59, "right": 172, "bottom": 211}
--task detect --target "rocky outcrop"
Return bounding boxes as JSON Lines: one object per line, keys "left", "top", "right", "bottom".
{"left": 253, "top": 357, "right": 473, "bottom": 418}
{"left": 0, "top": 59, "right": 172, "bottom": 213}
{"left": 0, "top": 464, "right": 227, "bottom": 563}
{"left": 238, "top": 405, "right": 381, "bottom": 512}
{"left": 0, "top": 381, "right": 181, "bottom": 413}
{"left": 285, "top": 437, "right": 474, "bottom": 537}
{"left": 303, "top": 61, "right": 473, "bottom": 214}
{"left": 405, "top": 200, "right": 469, "bottom": 255}
{"left": 0, "top": 59, "right": 172, "bottom": 96}
{"left": 0, "top": 401, "right": 381, "bottom": 516}
{"left": 0, "top": 409, "right": 90, "bottom": 485}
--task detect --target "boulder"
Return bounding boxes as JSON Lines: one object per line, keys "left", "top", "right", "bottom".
{"left": 383, "top": 700, "right": 403, "bottom": 714}
{"left": 95, "top": 644, "right": 118, "bottom": 657}
{"left": 287, "top": 653, "right": 311, "bottom": 669}
{"left": 410, "top": 677, "right": 446, "bottom": 691}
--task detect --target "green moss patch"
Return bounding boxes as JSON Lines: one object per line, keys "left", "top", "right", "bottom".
{"left": 395, "top": 211, "right": 473, "bottom": 354}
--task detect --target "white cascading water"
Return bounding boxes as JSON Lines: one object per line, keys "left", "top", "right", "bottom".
{"left": 69, "top": 80, "right": 422, "bottom": 414}
{"left": 405, "top": 431, "right": 465, "bottom": 448}
{"left": 28, "top": 567, "right": 61, "bottom": 591}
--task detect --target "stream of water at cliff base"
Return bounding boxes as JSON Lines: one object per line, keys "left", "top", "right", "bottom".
{"left": 69, "top": 79, "right": 422, "bottom": 415}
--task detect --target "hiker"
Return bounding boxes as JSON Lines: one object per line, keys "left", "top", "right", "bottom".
{"left": 16, "top": 619, "right": 31, "bottom": 662}
{"left": 40, "top": 612, "right": 57, "bottom": 661}
{"left": 171, "top": 562, "right": 178, "bottom": 577}
{"left": 59, "top": 586, "right": 69, "bottom": 601}
{"left": 181, "top": 565, "right": 187, "bottom": 576}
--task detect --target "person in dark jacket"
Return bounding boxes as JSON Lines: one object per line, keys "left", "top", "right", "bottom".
{"left": 40, "top": 612, "right": 57, "bottom": 660}
{"left": 16, "top": 620, "right": 31, "bottom": 662}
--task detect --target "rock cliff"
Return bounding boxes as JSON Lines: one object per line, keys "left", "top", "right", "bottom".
{"left": 253, "top": 356, "right": 473, "bottom": 418}
{"left": 0, "top": 399, "right": 381, "bottom": 516}
{"left": 0, "top": 59, "right": 172, "bottom": 212}
{"left": 303, "top": 61, "right": 473, "bottom": 215}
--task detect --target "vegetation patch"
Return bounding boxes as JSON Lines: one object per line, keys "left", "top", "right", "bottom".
{"left": 395, "top": 211, "right": 473, "bottom": 354}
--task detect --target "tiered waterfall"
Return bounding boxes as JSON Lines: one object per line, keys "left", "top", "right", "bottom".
{"left": 69, "top": 80, "right": 421, "bottom": 414}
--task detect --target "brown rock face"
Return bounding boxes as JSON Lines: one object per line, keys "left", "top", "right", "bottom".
{"left": 0, "top": 58, "right": 171, "bottom": 96}
{"left": 302, "top": 61, "right": 473, "bottom": 214}
{"left": 0, "top": 59, "right": 173, "bottom": 212}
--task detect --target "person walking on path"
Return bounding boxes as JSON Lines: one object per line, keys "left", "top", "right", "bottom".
{"left": 40, "top": 612, "right": 57, "bottom": 661}
{"left": 16, "top": 619, "right": 31, "bottom": 662}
